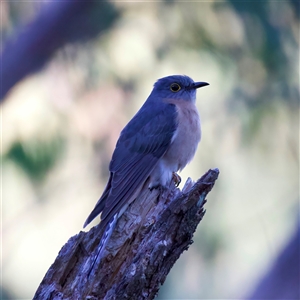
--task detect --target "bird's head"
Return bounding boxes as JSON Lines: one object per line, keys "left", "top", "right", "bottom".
{"left": 151, "top": 75, "right": 209, "bottom": 103}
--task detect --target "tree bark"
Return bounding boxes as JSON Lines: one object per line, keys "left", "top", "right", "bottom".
{"left": 33, "top": 168, "right": 219, "bottom": 300}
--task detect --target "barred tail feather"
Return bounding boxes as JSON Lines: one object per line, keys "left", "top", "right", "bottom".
{"left": 87, "top": 213, "right": 118, "bottom": 277}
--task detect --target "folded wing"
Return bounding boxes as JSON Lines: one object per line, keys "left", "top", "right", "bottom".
{"left": 83, "top": 101, "right": 177, "bottom": 229}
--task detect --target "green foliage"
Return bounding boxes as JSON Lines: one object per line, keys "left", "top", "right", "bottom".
{"left": 5, "top": 137, "right": 64, "bottom": 183}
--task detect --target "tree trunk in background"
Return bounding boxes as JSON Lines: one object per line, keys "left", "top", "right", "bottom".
{"left": 0, "top": 1, "right": 119, "bottom": 100}
{"left": 33, "top": 169, "right": 219, "bottom": 300}
{"left": 247, "top": 224, "right": 300, "bottom": 300}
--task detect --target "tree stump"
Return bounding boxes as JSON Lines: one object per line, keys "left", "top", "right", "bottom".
{"left": 33, "top": 168, "right": 219, "bottom": 300}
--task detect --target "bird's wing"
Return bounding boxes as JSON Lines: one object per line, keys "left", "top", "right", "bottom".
{"left": 84, "top": 101, "right": 177, "bottom": 228}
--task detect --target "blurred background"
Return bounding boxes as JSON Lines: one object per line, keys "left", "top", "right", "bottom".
{"left": 1, "top": 1, "right": 299, "bottom": 299}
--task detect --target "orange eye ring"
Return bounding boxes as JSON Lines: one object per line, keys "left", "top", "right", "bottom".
{"left": 170, "top": 83, "right": 181, "bottom": 92}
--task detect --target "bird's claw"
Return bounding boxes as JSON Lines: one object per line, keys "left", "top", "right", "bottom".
{"left": 172, "top": 172, "right": 181, "bottom": 187}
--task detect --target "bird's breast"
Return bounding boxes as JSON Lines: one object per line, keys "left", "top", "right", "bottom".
{"left": 149, "top": 99, "right": 201, "bottom": 189}
{"left": 163, "top": 100, "right": 201, "bottom": 171}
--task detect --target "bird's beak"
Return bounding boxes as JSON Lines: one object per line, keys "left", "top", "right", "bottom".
{"left": 193, "top": 82, "right": 209, "bottom": 89}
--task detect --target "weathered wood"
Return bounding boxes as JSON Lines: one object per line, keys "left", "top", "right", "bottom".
{"left": 33, "top": 168, "right": 219, "bottom": 300}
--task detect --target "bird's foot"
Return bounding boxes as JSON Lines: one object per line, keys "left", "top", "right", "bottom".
{"left": 149, "top": 182, "right": 157, "bottom": 191}
{"left": 172, "top": 172, "right": 181, "bottom": 187}
{"left": 149, "top": 183, "right": 164, "bottom": 192}
{"left": 148, "top": 183, "right": 166, "bottom": 204}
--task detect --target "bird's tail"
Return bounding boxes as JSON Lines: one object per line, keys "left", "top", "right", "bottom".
{"left": 84, "top": 175, "right": 112, "bottom": 228}
{"left": 87, "top": 213, "right": 118, "bottom": 277}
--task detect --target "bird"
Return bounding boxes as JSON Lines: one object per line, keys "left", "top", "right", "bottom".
{"left": 84, "top": 75, "right": 209, "bottom": 239}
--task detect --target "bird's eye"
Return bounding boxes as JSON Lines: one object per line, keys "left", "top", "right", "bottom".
{"left": 170, "top": 83, "right": 181, "bottom": 92}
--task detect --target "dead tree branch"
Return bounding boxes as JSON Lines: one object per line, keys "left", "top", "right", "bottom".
{"left": 33, "top": 168, "right": 219, "bottom": 300}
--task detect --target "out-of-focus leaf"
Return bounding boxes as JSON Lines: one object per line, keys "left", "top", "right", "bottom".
{"left": 5, "top": 137, "right": 65, "bottom": 182}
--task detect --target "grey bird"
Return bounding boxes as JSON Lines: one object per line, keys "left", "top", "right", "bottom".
{"left": 84, "top": 75, "right": 209, "bottom": 236}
